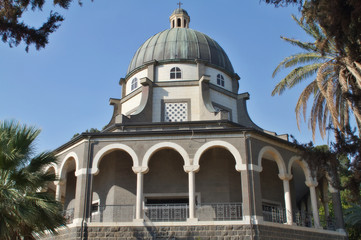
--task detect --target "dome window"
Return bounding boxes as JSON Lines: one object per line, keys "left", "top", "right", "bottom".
{"left": 131, "top": 78, "right": 138, "bottom": 91}
{"left": 177, "top": 18, "right": 181, "bottom": 27}
{"left": 170, "top": 67, "right": 182, "bottom": 79}
{"left": 217, "top": 74, "right": 225, "bottom": 87}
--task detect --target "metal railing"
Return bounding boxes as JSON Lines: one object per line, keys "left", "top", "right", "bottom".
{"left": 293, "top": 210, "right": 313, "bottom": 227}
{"left": 144, "top": 204, "right": 189, "bottom": 222}
{"left": 91, "top": 205, "right": 135, "bottom": 222}
{"left": 196, "top": 202, "right": 243, "bottom": 221}
{"left": 263, "top": 206, "right": 337, "bottom": 231}
{"left": 62, "top": 208, "right": 74, "bottom": 224}
{"left": 319, "top": 214, "right": 336, "bottom": 230}
{"left": 262, "top": 204, "right": 287, "bottom": 223}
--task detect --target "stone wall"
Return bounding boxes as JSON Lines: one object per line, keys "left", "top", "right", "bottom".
{"left": 256, "top": 225, "right": 346, "bottom": 240}
{"left": 38, "top": 224, "right": 346, "bottom": 240}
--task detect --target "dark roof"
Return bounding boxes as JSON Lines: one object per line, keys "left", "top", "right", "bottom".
{"left": 127, "top": 28, "right": 234, "bottom": 76}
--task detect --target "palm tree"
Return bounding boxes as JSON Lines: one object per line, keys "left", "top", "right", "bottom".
{"left": 272, "top": 15, "right": 361, "bottom": 139}
{"left": 0, "top": 120, "right": 65, "bottom": 240}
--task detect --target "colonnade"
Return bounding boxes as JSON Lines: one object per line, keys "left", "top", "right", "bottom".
{"left": 50, "top": 141, "right": 344, "bottom": 232}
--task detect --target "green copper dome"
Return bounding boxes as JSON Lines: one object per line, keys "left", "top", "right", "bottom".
{"left": 127, "top": 28, "right": 234, "bottom": 76}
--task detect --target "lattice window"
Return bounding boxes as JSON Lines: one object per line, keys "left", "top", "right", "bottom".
{"left": 164, "top": 102, "right": 188, "bottom": 122}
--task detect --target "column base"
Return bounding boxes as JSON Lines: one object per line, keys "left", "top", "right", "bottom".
{"left": 187, "top": 218, "right": 198, "bottom": 223}
{"left": 133, "top": 218, "right": 144, "bottom": 223}
{"left": 73, "top": 218, "right": 83, "bottom": 224}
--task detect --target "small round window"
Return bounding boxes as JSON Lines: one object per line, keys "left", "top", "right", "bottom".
{"left": 217, "top": 74, "right": 225, "bottom": 87}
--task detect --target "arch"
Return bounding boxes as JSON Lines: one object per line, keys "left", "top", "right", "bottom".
{"left": 257, "top": 146, "right": 286, "bottom": 175}
{"left": 288, "top": 156, "right": 312, "bottom": 182}
{"left": 43, "top": 163, "right": 58, "bottom": 186}
{"left": 44, "top": 162, "right": 58, "bottom": 176}
{"left": 142, "top": 142, "right": 190, "bottom": 168}
{"left": 177, "top": 18, "right": 181, "bottom": 27}
{"left": 194, "top": 141, "right": 244, "bottom": 172}
{"left": 59, "top": 152, "right": 79, "bottom": 180}
{"left": 92, "top": 143, "right": 139, "bottom": 175}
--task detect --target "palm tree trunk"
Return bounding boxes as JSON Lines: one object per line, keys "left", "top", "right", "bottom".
{"left": 345, "top": 58, "right": 361, "bottom": 89}
{"left": 339, "top": 69, "right": 361, "bottom": 136}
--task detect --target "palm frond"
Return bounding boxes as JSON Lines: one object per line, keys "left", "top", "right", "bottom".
{"left": 0, "top": 120, "right": 65, "bottom": 239}
{"left": 272, "top": 63, "right": 321, "bottom": 95}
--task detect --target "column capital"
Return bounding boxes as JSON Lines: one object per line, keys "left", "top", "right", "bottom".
{"left": 183, "top": 165, "right": 200, "bottom": 173}
{"left": 278, "top": 173, "right": 293, "bottom": 181}
{"left": 305, "top": 179, "right": 318, "bottom": 188}
{"left": 132, "top": 166, "right": 149, "bottom": 174}
{"left": 75, "top": 168, "right": 92, "bottom": 176}
{"left": 248, "top": 164, "right": 262, "bottom": 172}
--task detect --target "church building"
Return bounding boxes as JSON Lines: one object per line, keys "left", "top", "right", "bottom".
{"left": 42, "top": 7, "right": 347, "bottom": 240}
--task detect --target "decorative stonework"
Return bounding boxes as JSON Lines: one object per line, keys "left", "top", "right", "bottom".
{"left": 164, "top": 102, "right": 188, "bottom": 122}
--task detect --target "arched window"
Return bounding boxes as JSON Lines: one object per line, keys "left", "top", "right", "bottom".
{"left": 170, "top": 67, "right": 181, "bottom": 79}
{"left": 217, "top": 74, "right": 224, "bottom": 87}
{"left": 172, "top": 20, "right": 175, "bottom": 28}
{"left": 131, "top": 78, "right": 138, "bottom": 91}
{"left": 177, "top": 18, "right": 181, "bottom": 27}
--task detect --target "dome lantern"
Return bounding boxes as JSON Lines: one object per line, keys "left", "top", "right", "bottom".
{"left": 169, "top": 5, "right": 190, "bottom": 29}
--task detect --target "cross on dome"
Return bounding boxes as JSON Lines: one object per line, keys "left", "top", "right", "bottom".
{"left": 177, "top": 1, "right": 183, "bottom": 9}
{"left": 169, "top": 4, "right": 190, "bottom": 29}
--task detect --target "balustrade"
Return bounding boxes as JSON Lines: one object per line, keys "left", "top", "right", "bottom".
{"left": 91, "top": 205, "right": 135, "bottom": 222}
{"left": 62, "top": 208, "right": 74, "bottom": 224}
{"left": 196, "top": 202, "right": 243, "bottom": 221}
{"left": 144, "top": 204, "right": 189, "bottom": 222}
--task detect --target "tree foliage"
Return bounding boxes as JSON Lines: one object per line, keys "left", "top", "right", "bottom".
{"left": 272, "top": 16, "right": 358, "bottom": 139}
{"left": 266, "top": 0, "right": 361, "bottom": 139}
{"left": 293, "top": 126, "right": 360, "bottom": 202}
{"left": 0, "top": 120, "right": 65, "bottom": 239}
{"left": 72, "top": 127, "right": 100, "bottom": 139}
{"left": 0, "top": 0, "right": 86, "bottom": 51}
{"left": 263, "top": 0, "right": 302, "bottom": 7}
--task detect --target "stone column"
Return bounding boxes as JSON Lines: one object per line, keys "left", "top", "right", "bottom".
{"left": 279, "top": 174, "right": 293, "bottom": 225}
{"left": 240, "top": 169, "right": 251, "bottom": 222}
{"left": 329, "top": 184, "right": 345, "bottom": 232}
{"left": 249, "top": 169, "right": 264, "bottom": 223}
{"left": 184, "top": 165, "right": 199, "bottom": 222}
{"left": 55, "top": 181, "right": 64, "bottom": 202}
{"left": 132, "top": 167, "right": 148, "bottom": 222}
{"left": 73, "top": 171, "right": 88, "bottom": 224}
{"left": 306, "top": 179, "right": 320, "bottom": 228}
{"left": 136, "top": 172, "right": 144, "bottom": 220}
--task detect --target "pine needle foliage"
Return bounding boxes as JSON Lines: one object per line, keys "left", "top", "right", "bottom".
{"left": 0, "top": 120, "right": 65, "bottom": 240}
{"left": 0, "top": 0, "right": 89, "bottom": 51}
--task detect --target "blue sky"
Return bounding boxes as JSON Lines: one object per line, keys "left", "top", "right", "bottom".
{"left": 0, "top": 0, "right": 328, "bottom": 152}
